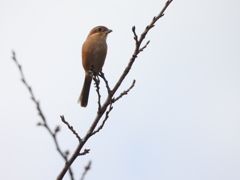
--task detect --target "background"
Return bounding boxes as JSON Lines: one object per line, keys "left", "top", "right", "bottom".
{"left": 1, "top": 0, "right": 240, "bottom": 179}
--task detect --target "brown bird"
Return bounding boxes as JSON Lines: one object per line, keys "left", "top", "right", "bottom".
{"left": 78, "top": 26, "right": 112, "bottom": 107}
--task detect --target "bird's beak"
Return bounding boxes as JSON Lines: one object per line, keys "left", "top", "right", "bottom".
{"left": 107, "top": 29, "right": 112, "bottom": 34}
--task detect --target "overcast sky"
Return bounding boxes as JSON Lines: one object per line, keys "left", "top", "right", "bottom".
{"left": 1, "top": 0, "right": 240, "bottom": 180}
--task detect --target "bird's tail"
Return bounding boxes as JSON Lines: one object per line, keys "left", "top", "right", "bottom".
{"left": 78, "top": 75, "right": 92, "bottom": 107}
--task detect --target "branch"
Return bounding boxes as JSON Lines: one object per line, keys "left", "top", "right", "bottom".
{"left": 92, "top": 74, "right": 102, "bottom": 112}
{"left": 99, "top": 71, "right": 111, "bottom": 94}
{"left": 79, "top": 149, "right": 90, "bottom": 156}
{"left": 112, "top": 1, "right": 173, "bottom": 97}
{"left": 91, "top": 102, "right": 113, "bottom": 135}
{"left": 12, "top": 51, "right": 75, "bottom": 180}
{"left": 80, "top": 161, "right": 91, "bottom": 180}
{"left": 60, "top": 115, "right": 82, "bottom": 143}
{"left": 112, "top": 80, "right": 136, "bottom": 103}
{"left": 139, "top": 40, "right": 150, "bottom": 52}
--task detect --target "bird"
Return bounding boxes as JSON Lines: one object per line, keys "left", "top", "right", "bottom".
{"left": 78, "top": 26, "right": 112, "bottom": 107}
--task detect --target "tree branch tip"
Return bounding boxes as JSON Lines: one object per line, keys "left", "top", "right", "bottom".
{"left": 12, "top": 51, "right": 16, "bottom": 60}
{"left": 55, "top": 126, "right": 61, "bottom": 133}
{"left": 132, "top": 26, "right": 138, "bottom": 42}
{"left": 65, "top": 150, "right": 70, "bottom": 156}
{"left": 85, "top": 161, "right": 91, "bottom": 169}
{"left": 37, "top": 122, "right": 43, "bottom": 126}
{"left": 132, "top": 26, "right": 136, "bottom": 31}
{"left": 79, "top": 149, "right": 90, "bottom": 156}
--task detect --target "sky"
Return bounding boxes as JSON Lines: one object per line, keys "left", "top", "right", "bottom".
{"left": 1, "top": 0, "right": 240, "bottom": 179}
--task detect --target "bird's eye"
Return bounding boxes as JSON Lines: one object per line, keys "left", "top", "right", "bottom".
{"left": 97, "top": 28, "right": 102, "bottom": 32}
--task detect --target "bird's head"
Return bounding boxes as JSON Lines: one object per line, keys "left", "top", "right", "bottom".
{"left": 87, "top": 26, "right": 112, "bottom": 40}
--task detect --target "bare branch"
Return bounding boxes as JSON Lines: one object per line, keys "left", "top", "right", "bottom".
{"left": 139, "top": 40, "right": 150, "bottom": 52}
{"left": 60, "top": 115, "right": 82, "bottom": 143}
{"left": 12, "top": 51, "right": 47, "bottom": 124}
{"left": 92, "top": 74, "right": 102, "bottom": 112}
{"left": 132, "top": 26, "right": 138, "bottom": 43}
{"left": 99, "top": 71, "right": 111, "bottom": 94}
{"left": 91, "top": 103, "right": 113, "bottom": 136}
{"left": 79, "top": 149, "right": 90, "bottom": 156}
{"left": 80, "top": 161, "right": 91, "bottom": 180}
{"left": 12, "top": 51, "right": 75, "bottom": 180}
{"left": 112, "top": 80, "right": 136, "bottom": 103}
{"left": 65, "top": 150, "right": 70, "bottom": 157}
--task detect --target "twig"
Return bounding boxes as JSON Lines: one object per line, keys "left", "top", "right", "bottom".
{"left": 92, "top": 74, "right": 102, "bottom": 112}
{"left": 79, "top": 149, "right": 90, "bottom": 156}
{"left": 132, "top": 26, "right": 138, "bottom": 42}
{"left": 112, "top": 0, "right": 173, "bottom": 96}
{"left": 139, "top": 40, "right": 150, "bottom": 52}
{"left": 112, "top": 80, "right": 136, "bottom": 103}
{"left": 12, "top": 51, "right": 47, "bottom": 124}
{"left": 99, "top": 71, "right": 111, "bottom": 94}
{"left": 80, "top": 161, "right": 91, "bottom": 180}
{"left": 91, "top": 102, "right": 113, "bottom": 135}
{"left": 12, "top": 51, "right": 75, "bottom": 180}
{"left": 60, "top": 115, "right": 82, "bottom": 143}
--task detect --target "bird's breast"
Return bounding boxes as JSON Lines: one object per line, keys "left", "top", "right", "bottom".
{"left": 82, "top": 38, "right": 108, "bottom": 73}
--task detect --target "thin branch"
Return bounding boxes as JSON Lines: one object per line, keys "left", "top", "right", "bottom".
{"left": 112, "top": 80, "right": 136, "bottom": 103}
{"left": 99, "top": 71, "right": 111, "bottom": 94}
{"left": 139, "top": 40, "right": 150, "bottom": 52}
{"left": 112, "top": 0, "right": 173, "bottom": 98}
{"left": 132, "top": 26, "right": 138, "bottom": 43}
{"left": 12, "top": 51, "right": 47, "bottom": 124}
{"left": 12, "top": 51, "right": 75, "bottom": 180}
{"left": 80, "top": 161, "right": 91, "bottom": 180}
{"left": 91, "top": 102, "right": 113, "bottom": 136}
{"left": 60, "top": 115, "right": 82, "bottom": 143}
{"left": 92, "top": 74, "right": 102, "bottom": 112}
{"left": 79, "top": 149, "right": 90, "bottom": 156}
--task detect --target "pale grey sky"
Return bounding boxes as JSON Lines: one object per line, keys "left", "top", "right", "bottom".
{"left": 1, "top": 0, "right": 240, "bottom": 180}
